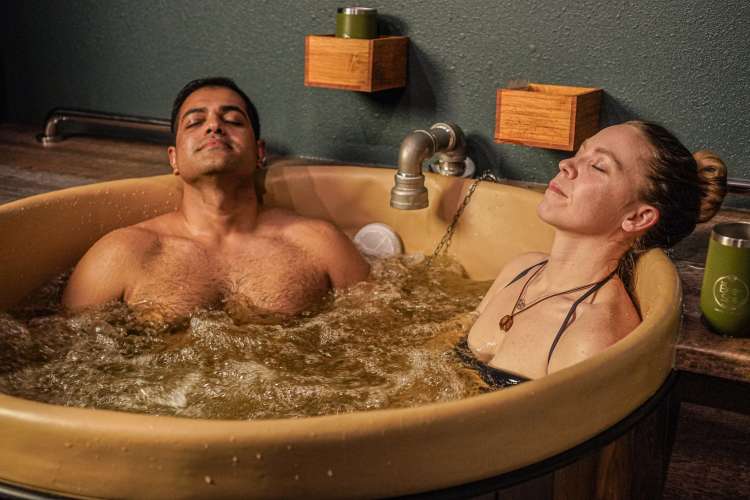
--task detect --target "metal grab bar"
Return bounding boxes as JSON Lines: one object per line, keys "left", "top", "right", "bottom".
{"left": 37, "top": 108, "right": 172, "bottom": 146}
{"left": 727, "top": 178, "right": 750, "bottom": 195}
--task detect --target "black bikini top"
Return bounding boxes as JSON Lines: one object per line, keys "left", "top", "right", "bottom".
{"left": 463, "top": 260, "right": 616, "bottom": 388}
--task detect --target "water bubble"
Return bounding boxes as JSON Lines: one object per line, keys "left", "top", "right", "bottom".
{"left": 255, "top": 452, "right": 262, "bottom": 460}
{"left": 204, "top": 475, "right": 213, "bottom": 485}
{"left": 327, "top": 469, "right": 334, "bottom": 477}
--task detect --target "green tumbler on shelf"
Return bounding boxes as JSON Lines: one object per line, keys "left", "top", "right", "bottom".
{"left": 336, "top": 7, "right": 377, "bottom": 39}
{"left": 700, "top": 222, "right": 750, "bottom": 337}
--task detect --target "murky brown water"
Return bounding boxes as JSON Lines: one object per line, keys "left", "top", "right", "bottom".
{"left": 0, "top": 255, "right": 497, "bottom": 420}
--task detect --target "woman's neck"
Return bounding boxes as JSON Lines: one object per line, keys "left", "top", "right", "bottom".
{"left": 538, "top": 230, "right": 630, "bottom": 290}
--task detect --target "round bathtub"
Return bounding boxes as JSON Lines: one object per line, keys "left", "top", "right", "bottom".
{"left": 0, "top": 166, "right": 681, "bottom": 498}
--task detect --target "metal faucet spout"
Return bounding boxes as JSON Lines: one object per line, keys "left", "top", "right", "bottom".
{"left": 390, "top": 122, "right": 466, "bottom": 210}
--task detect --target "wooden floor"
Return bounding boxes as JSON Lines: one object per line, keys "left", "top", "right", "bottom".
{"left": 1, "top": 124, "right": 749, "bottom": 499}
{"left": 664, "top": 404, "right": 750, "bottom": 499}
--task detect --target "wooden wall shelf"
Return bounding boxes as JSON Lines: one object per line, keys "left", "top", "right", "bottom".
{"left": 494, "top": 83, "right": 602, "bottom": 151}
{"left": 304, "top": 35, "right": 408, "bottom": 92}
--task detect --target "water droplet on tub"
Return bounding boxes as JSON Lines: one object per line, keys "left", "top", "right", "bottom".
{"left": 327, "top": 469, "right": 334, "bottom": 477}
{"left": 204, "top": 475, "right": 213, "bottom": 485}
{"left": 256, "top": 452, "right": 262, "bottom": 460}
{"left": 232, "top": 456, "right": 239, "bottom": 465}
{"left": 294, "top": 474, "right": 300, "bottom": 481}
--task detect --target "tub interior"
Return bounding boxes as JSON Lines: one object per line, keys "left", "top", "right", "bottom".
{"left": 0, "top": 165, "right": 680, "bottom": 498}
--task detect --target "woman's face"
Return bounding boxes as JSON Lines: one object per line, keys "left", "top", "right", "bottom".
{"left": 537, "top": 124, "right": 655, "bottom": 237}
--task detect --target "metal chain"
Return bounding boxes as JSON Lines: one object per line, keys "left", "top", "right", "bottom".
{"left": 428, "top": 171, "right": 500, "bottom": 264}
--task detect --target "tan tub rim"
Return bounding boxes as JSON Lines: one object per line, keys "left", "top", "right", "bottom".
{"left": 0, "top": 167, "right": 680, "bottom": 499}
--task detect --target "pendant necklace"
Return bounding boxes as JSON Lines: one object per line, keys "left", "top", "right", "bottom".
{"left": 498, "top": 263, "right": 611, "bottom": 332}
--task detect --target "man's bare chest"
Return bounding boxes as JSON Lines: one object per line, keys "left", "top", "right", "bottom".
{"left": 125, "top": 237, "right": 330, "bottom": 315}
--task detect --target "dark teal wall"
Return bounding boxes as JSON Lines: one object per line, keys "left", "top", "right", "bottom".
{"left": 3, "top": 0, "right": 749, "bottom": 207}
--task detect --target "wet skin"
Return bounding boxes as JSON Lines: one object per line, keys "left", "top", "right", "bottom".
{"left": 62, "top": 86, "right": 370, "bottom": 319}
{"left": 468, "top": 124, "right": 657, "bottom": 379}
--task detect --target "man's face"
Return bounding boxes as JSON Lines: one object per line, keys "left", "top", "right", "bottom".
{"left": 168, "top": 86, "right": 258, "bottom": 183}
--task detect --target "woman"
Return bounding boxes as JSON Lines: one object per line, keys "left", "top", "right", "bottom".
{"left": 467, "top": 121, "right": 727, "bottom": 383}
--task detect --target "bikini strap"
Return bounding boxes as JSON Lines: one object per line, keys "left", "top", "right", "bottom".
{"left": 545, "top": 269, "right": 618, "bottom": 369}
{"left": 504, "top": 260, "right": 548, "bottom": 288}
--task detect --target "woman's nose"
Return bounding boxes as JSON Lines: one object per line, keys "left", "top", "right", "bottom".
{"left": 558, "top": 158, "right": 577, "bottom": 178}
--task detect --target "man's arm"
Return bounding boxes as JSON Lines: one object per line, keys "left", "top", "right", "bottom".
{"left": 62, "top": 229, "right": 144, "bottom": 311}
{"left": 295, "top": 220, "right": 370, "bottom": 289}
{"left": 318, "top": 222, "right": 370, "bottom": 288}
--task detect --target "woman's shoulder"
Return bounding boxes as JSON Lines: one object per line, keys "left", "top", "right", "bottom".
{"left": 476, "top": 252, "right": 549, "bottom": 313}
{"left": 497, "top": 252, "right": 549, "bottom": 282}
{"left": 549, "top": 277, "right": 640, "bottom": 373}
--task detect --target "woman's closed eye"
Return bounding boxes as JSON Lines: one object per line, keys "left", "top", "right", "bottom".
{"left": 591, "top": 161, "right": 607, "bottom": 173}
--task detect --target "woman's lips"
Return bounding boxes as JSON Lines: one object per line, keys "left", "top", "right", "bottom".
{"left": 547, "top": 182, "right": 567, "bottom": 197}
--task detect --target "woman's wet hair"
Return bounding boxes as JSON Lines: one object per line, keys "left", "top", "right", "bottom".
{"left": 627, "top": 120, "right": 727, "bottom": 249}
{"left": 617, "top": 121, "right": 727, "bottom": 314}
{"left": 170, "top": 77, "right": 261, "bottom": 140}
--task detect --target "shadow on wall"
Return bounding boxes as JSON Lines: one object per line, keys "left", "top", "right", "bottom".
{"left": 377, "top": 14, "right": 406, "bottom": 38}
{"left": 363, "top": 14, "right": 440, "bottom": 117}
{"left": 600, "top": 91, "right": 639, "bottom": 127}
{"left": 361, "top": 46, "right": 438, "bottom": 117}
{"left": 466, "top": 133, "right": 504, "bottom": 178}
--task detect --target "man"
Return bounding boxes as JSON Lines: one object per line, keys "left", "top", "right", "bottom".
{"left": 62, "top": 77, "right": 369, "bottom": 319}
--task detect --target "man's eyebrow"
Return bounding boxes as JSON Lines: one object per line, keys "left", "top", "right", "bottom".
{"left": 181, "top": 107, "right": 207, "bottom": 122}
{"left": 219, "top": 105, "right": 248, "bottom": 119}
{"left": 181, "top": 105, "right": 248, "bottom": 122}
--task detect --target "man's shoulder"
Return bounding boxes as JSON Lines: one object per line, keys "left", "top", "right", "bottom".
{"left": 259, "top": 208, "right": 339, "bottom": 239}
{"left": 88, "top": 222, "right": 162, "bottom": 262}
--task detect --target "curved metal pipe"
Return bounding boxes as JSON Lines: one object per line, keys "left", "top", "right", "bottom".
{"left": 728, "top": 177, "right": 750, "bottom": 195}
{"left": 390, "top": 122, "right": 467, "bottom": 210}
{"left": 37, "top": 108, "right": 172, "bottom": 146}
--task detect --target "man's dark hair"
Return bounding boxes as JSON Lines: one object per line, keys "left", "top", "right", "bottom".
{"left": 170, "top": 77, "right": 260, "bottom": 139}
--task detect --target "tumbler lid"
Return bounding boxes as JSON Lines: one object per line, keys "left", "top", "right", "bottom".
{"left": 711, "top": 221, "right": 750, "bottom": 248}
{"left": 337, "top": 7, "right": 377, "bottom": 15}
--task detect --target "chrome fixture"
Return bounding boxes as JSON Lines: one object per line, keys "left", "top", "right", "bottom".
{"left": 37, "top": 108, "right": 171, "bottom": 146}
{"left": 390, "top": 122, "right": 468, "bottom": 210}
{"left": 728, "top": 178, "right": 750, "bottom": 195}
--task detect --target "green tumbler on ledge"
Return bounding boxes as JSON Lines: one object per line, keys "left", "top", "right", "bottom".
{"left": 700, "top": 222, "right": 750, "bottom": 337}
{"left": 336, "top": 7, "right": 378, "bottom": 39}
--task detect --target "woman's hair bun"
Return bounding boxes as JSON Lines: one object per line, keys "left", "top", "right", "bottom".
{"left": 693, "top": 150, "right": 728, "bottom": 223}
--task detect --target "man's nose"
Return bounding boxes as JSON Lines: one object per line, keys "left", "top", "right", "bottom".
{"left": 205, "top": 113, "right": 224, "bottom": 135}
{"left": 558, "top": 157, "right": 577, "bottom": 179}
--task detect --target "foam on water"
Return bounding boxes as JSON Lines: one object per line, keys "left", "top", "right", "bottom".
{"left": 0, "top": 255, "right": 495, "bottom": 419}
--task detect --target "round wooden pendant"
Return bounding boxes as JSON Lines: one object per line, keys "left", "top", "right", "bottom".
{"left": 498, "top": 314, "right": 514, "bottom": 332}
